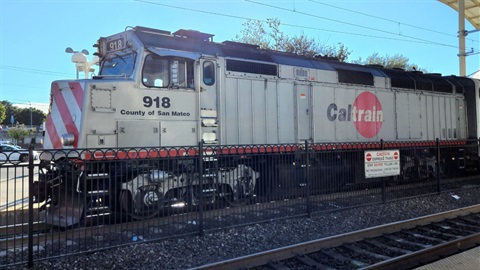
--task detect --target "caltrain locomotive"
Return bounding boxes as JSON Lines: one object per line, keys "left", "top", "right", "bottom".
{"left": 35, "top": 26, "right": 480, "bottom": 226}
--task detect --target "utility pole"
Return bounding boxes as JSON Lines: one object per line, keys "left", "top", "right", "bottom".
{"left": 458, "top": 0, "right": 466, "bottom": 76}
{"left": 29, "top": 101, "right": 32, "bottom": 128}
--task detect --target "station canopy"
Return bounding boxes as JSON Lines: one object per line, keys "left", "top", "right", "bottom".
{"left": 438, "top": 0, "right": 480, "bottom": 29}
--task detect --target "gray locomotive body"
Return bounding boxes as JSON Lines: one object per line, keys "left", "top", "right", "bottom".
{"left": 37, "top": 26, "right": 480, "bottom": 226}
{"left": 43, "top": 26, "right": 479, "bottom": 150}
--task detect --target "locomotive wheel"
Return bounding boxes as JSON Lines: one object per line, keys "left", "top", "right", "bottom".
{"left": 119, "top": 190, "right": 162, "bottom": 220}
{"left": 188, "top": 185, "right": 216, "bottom": 207}
{"left": 223, "top": 180, "right": 254, "bottom": 207}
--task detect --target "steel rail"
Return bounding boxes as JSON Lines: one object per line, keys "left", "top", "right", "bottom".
{"left": 364, "top": 232, "right": 480, "bottom": 269}
{"left": 193, "top": 204, "right": 480, "bottom": 270}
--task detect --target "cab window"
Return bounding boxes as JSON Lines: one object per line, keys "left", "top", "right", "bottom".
{"left": 203, "top": 61, "right": 215, "bottom": 86}
{"left": 143, "top": 54, "right": 194, "bottom": 89}
{"left": 101, "top": 53, "right": 136, "bottom": 77}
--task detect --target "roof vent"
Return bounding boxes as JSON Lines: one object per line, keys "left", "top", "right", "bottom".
{"left": 134, "top": 26, "right": 171, "bottom": 36}
{"left": 173, "top": 29, "right": 214, "bottom": 42}
{"left": 222, "top": 41, "right": 260, "bottom": 49}
{"left": 366, "top": 64, "right": 384, "bottom": 69}
{"left": 314, "top": 55, "right": 339, "bottom": 61}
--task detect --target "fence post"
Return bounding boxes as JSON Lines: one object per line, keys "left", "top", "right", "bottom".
{"left": 27, "top": 145, "right": 34, "bottom": 268}
{"left": 305, "top": 141, "right": 311, "bottom": 218}
{"left": 436, "top": 138, "right": 441, "bottom": 194}
{"left": 198, "top": 141, "right": 204, "bottom": 236}
{"left": 380, "top": 139, "right": 386, "bottom": 203}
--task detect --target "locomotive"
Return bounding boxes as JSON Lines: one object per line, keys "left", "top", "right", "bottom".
{"left": 35, "top": 26, "right": 480, "bottom": 226}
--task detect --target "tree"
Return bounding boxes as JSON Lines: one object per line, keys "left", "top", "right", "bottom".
{"left": 7, "top": 124, "right": 31, "bottom": 145}
{"left": 0, "top": 103, "right": 6, "bottom": 124}
{"left": 0, "top": 100, "right": 46, "bottom": 127}
{"left": 353, "top": 53, "right": 426, "bottom": 71}
{"left": 235, "top": 18, "right": 351, "bottom": 62}
{"left": 16, "top": 107, "right": 46, "bottom": 127}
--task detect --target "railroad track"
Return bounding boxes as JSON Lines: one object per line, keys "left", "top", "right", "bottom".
{"left": 0, "top": 196, "right": 304, "bottom": 252}
{"left": 195, "top": 204, "right": 480, "bottom": 270}
{"left": 0, "top": 180, "right": 477, "bottom": 255}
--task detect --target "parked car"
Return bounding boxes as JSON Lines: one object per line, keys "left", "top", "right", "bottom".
{"left": 0, "top": 140, "right": 16, "bottom": 146}
{"left": 0, "top": 144, "right": 39, "bottom": 162}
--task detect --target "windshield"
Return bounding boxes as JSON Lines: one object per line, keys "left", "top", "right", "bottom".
{"left": 100, "top": 53, "right": 137, "bottom": 77}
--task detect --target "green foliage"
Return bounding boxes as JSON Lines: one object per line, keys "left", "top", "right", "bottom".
{"left": 0, "top": 103, "right": 6, "bottom": 124}
{"left": 235, "top": 19, "right": 426, "bottom": 70}
{"left": 7, "top": 124, "right": 31, "bottom": 144}
{"left": 236, "top": 19, "right": 271, "bottom": 49}
{"left": 320, "top": 42, "right": 351, "bottom": 63}
{"left": 235, "top": 18, "right": 351, "bottom": 62}
{"left": 0, "top": 100, "right": 46, "bottom": 127}
{"left": 353, "top": 53, "right": 426, "bottom": 71}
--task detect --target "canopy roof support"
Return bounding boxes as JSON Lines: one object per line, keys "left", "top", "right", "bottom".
{"left": 439, "top": 0, "right": 480, "bottom": 76}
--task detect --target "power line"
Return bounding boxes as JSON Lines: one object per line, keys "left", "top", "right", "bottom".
{"left": 245, "top": 0, "right": 467, "bottom": 50}
{"left": 1, "top": 83, "right": 46, "bottom": 90}
{"left": 280, "top": 23, "right": 448, "bottom": 46}
{"left": 307, "top": 0, "right": 478, "bottom": 43}
{"left": 0, "top": 65, "right": 73, "bottom": 77}
{"left": 134, "top": 0, "right": 463, "bottom": 50}
{"left": 134, "top": 0, "right": 260, "bottom": 23}
{"left": 2, "top": 99, "right": 47, "bottom": 105}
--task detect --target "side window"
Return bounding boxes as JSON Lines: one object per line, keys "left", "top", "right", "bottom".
{"left": 186, "top": 61, "right": 194, "bottom": 88}
{"left": 143, "top": 55, "right": 169, "bottom": 87}
{"left": 203, "top": 61, "right": 215, "bottom": 86}
{"left": 143, "top": 55, "right": 195, "bottom": 89}
{"left": 171, "top": 60, "right": 195, "bottom": 89}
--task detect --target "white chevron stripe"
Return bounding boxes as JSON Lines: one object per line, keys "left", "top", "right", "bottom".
{"left": 58, "top": 81, "right": 83, "bottom": 130}
{"left": 50, "top": 94, "right": 72, "bottom": 149}
{"left": 43, "top": 129, "right": 53, "bottom": 149}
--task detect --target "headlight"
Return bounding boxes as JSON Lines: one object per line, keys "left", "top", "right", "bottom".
{"left": 61, "top": 133, "right": 75, "bottom": 146}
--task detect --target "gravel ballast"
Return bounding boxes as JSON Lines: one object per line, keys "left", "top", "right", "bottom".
{"left": 22, "top": 188, "right": 480, "bottom": 269}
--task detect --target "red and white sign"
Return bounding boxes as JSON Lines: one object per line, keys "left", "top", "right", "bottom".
{"left": 364, "top": 150, "right": 400, "bottom": 178}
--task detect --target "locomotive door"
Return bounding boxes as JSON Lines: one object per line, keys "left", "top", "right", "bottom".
{"left": 296, "top": 84, "right": 311, "bottom": 141}
{"left": 199, "top": 59, "right": 219, "bottom": 144}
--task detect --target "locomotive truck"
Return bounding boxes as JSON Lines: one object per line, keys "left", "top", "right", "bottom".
{"left": 35, "top": 26, "right": 480, "bottom": 226}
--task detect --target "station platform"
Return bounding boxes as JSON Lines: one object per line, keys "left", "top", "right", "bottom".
{"left": 414, "top": 246, "right": 480, "bottom": 270}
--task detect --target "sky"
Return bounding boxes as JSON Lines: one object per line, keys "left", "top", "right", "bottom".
{"left": 1, "top": 0, "right": 479, "bottom": 114}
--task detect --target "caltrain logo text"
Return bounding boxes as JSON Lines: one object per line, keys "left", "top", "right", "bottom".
{"left": 327, "top": 92, "right": 383, "bottom": 138}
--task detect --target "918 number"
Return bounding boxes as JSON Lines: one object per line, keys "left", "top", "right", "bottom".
{"left": 106, "top": 38, "right": 125, "bottom": 52}
{"left": 143, "top": 96, "right": 171, "bottom": 108}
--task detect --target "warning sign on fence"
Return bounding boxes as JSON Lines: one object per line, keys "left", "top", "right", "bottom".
{"left": 364, "top": 150, "right": 400, "bottom": 178}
